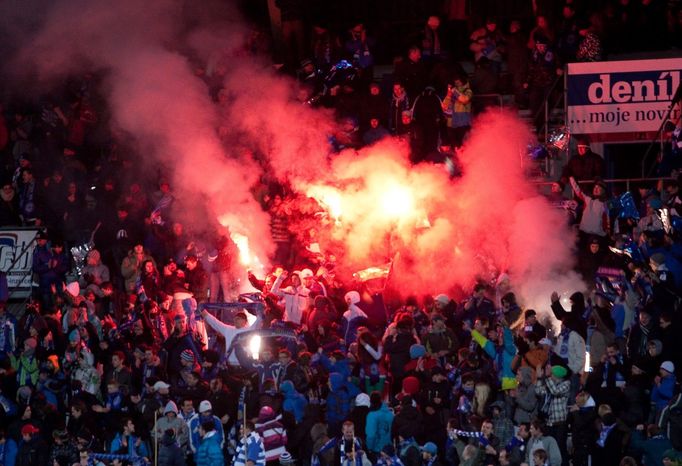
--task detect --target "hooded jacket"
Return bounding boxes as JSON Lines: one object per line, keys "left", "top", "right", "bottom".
{"left": 195, "top": 430, "right": 224, "bottom": 466}
{"left": 326, "top": 372, "right": 353, "bottom": 428}
{"left": 471, "top": 326, "right": 518, "bottom": 390}
{"left": 652, "top": 374, "right": 676, "bottom": 410}
{"left": 281, "top": 380, "right": 308, "bottom": 423}
{"left": 366, "top": 403, "right": 394, "bottom": 453}
{"left": 630, "top": 428, "right": 674, "bottom": 466}
{"left": 188, "top": 412, "right": 224, "bottom": 454}
{"left": 154, "top": 401, "right": 190, "bottom": 449}
{"left": 527, "top": 435, "right": 561, "bottom": 466}
{"left": 271, "top": 273, "right": 310, "bottom": 325}
{"left": 80, "top": 249, "right": 110, "bottom": 288}
{"left": 342, "top": 291, "right": 368, "bottom": 345}
{"left": 513, "top": 366, "right": 537, "bottom": 424}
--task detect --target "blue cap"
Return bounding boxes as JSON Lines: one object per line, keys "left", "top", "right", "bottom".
{"left": 421, "top": 442, "right": 437, "bottom": 455}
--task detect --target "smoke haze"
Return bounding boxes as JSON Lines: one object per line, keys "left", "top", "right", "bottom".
{"left": 2, "top": 0, "right": 583, "bottom": 314}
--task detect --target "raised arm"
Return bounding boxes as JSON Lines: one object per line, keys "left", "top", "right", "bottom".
{"left": 568, "top": 176, "right": 585, "bottom": 201}
{"left": 201, "top": 309, "right": 234, "bottom": 339}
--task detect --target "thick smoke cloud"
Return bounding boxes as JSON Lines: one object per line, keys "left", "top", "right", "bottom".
{"left": 4, "top": 0, "right": 583, "bottom": 316}
{"left": 295, "top": 112, "right": 583, "bottom": 320}
{"left": 5, "top": 0, "right": 275, "bottom": 261}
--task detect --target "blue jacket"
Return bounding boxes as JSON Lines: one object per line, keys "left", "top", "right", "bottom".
{"left": 342, "top": 315, "right": 367, "bottom": 346}
{"left": 188, "top": 413, "right": 224, "bottom": 454}
{"left": 0, "top": 437, "right": 18, "bottom": 466}
{"left": 110, "top": 433, "right": 150, "bottom": 458}
{"left": 651, "top": 376, "right": 676, "bottom": 410}
{"left": 31, "top": 245, "right": 52, "bottom": 286}
{"left": 366, "top": 403, "right": 394, "bottom": 453}
{"left": 281, "top": 380, "right": 308, "bottom": 423}
{"left": 630, "top": 430, "right": 673, "bottom": 466}
{"left": 195, "top": 431, "right": 224, "bottom": 466}
{"left": 471, "top": 326, "right": 517, "bottom": 390}
{"left": 316, "top": 352, "right": 360, "bottom": 398}
{"left": 326, "top": 372, "right": 352, "bottom": 427}
{"left": 316, "top": 352, "right": 351, "bottom": 380}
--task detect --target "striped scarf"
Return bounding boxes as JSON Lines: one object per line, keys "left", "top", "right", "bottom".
{"left": 451, "top": 429, "right": 490, "bottom": 447}
{"left": 339, "top": 437, "right": 364, "bottom": 466}
{"left": 228, "top": 386, "right": 248, "bottom": 455}
{"left": 233, "top": 432, "right": 266, "bottom": 466}
{"left": 558, "top": 328, "right": 570, "bottom": 360}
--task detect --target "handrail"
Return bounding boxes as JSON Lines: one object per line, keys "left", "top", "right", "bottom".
{"left": 528, "top": 75, "right": 565, "bottom": 145}
{"left": 542, "top": 84, "right": 565, "bottom": 142}
{"left": 472, "top": 93, "right": 503, "bottom": 109}
{"left": 532, "top": 176, "right": 672, "bottom": 192}
{"left": 642, "top": 131, "right": 667, "bottom": 178}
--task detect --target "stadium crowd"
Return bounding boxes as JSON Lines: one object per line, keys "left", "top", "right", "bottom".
{"left": 0, "top": 1, "right": 681, "bottom": 466}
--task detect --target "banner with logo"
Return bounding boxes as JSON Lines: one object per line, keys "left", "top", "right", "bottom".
{"left": 566, "top": 58, "right": 682, "bottom": 134}
{"left": 0, "top": 228, "right": 39, "bottom": 298}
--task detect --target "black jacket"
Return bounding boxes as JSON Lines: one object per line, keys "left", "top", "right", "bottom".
{"left": 158, "top": 432, "right": 187, "bottom": 466}
{"left": 16, "top": 436, "right": 49, "bottom": 466}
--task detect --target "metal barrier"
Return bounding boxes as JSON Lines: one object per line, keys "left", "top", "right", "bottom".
{"left": 472, "top": 93, "right": 503, "bottom": 113}
{"left": 533, "top": 176, "right": 672, "bottom": 192}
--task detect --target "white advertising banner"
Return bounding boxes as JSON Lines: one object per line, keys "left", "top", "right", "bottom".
{"left": 0, "top": 228, "right": 39, "bottom": 298}
{"left": 566, "top": 58, "right": 682, "bottom": 134}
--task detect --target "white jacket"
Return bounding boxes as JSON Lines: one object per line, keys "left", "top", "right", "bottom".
{"left": 271, "top": 275, "right": 310, "bottom": 324}
{"left": 554, "top": 330, "right": 586, "bottom": 374}
{"left": 203, "top": 312, "right": 260, "bottom": 365}
{"left": 570, "top": 177, "right": 608, "bottom": 236}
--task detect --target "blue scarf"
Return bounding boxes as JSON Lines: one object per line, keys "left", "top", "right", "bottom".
{"left": 558, "top": 328, "right": 570, "bottom": 360}
{"left": 597, "top": 424, "right": 615, "bottom": 447}
{"left": 603, "top": 355, "right": 625, "bottom": 385}
{"left": 339, "top": 437, "right": 364, "bottom": 466}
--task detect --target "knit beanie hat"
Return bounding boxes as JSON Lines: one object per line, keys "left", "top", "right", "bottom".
{"left": 69, "top": 329, "right": 81, "bottom": 343}
{"left": 355, "top": 393, "right": 371, "bottom": 408}
{"left": 47, "top": 355, "right": 60, "bottom": 371}
{"left": 344, "top": 291, "right": 361, "bottom": 305}
{"left": 551, "top": 365, "right": 568, "bottom": 378}
{"left": 660, "top": 360, "right": 675, "bottom": 374}
{"left": 65, "top": 281, "right": 80, "bottom": 297}
{"left": 279, "top": 451, "right": 295, "bottom": 465}
{"left": 435, "top": 294, "right": 449, "bottom": 306}
{"left": 402, "top": 376, "right": 420, "bottom": 395}
{"left": 410, "top": 344, "right": 426, "bottom": 359}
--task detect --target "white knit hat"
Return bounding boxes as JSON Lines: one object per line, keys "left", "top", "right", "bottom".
{"left": 661, "top": 360, "right": 675, "bottom": 374}
{"left": 65, "top": 281, "right": 80, "bottom": 297}
{"left": 199, "top": 400, "right": 212, "bottom": 413}
{"left": 355, "top": 393, "right": 371, "bottom": 408}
